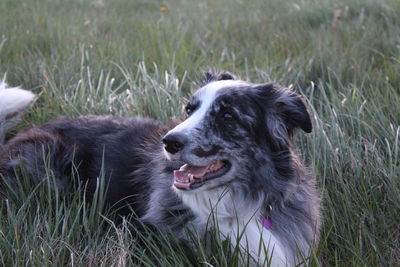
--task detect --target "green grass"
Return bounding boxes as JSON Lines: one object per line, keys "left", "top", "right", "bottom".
{"left": 0, "top": 0, "right": 399, "bottom": 266}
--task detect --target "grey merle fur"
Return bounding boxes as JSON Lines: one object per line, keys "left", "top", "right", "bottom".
{"left": 0, "top": 72, "right": 321, "bottom": 264}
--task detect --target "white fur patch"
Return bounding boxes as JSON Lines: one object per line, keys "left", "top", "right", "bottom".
{"left": 176, "top": 188, "right": 290, "bottom": 266}
{"left": 0, "top": 80, "right": 35, "bottom": 119}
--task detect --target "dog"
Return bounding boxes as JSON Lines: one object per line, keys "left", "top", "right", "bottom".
{"left": 0, "top": 72, "right": 321, "bottom": 266}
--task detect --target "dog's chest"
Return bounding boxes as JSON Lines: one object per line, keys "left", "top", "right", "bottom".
{"left": 179, "top": 190, "right": 289, "bottom": 266}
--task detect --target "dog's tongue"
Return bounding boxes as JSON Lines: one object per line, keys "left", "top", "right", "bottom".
{"left": 173, "top": 161, "right": 224, "bottom": 190}
{"left": 173, "top": 165, "right": 208, "bottom": 189}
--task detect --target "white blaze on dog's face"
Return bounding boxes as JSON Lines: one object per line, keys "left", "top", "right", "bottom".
{"left": 168, "top": 80, "right": 247, "bottom": 137}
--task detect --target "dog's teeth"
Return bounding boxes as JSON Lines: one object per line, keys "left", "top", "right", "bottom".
{"left": 209, "top": 163, "right": 214, "bottom": 170}
{"left": 189, "top": 174, "right": 194, "bottom": 182}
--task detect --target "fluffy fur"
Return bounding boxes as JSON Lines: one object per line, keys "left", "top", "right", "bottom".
{"left": 0, "top": 79, "right": 35, "bottom": 147}
{"left": 0, "top": 73, "right": 321, "bottom": 266}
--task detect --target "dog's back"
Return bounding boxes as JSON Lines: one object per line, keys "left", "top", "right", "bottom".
{"left": 0, "top": 116, "right": 164, "bottom": 216}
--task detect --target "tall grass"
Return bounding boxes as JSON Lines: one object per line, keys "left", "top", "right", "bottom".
{"left": 0, "top": 0, "right": 399, "bottom": 266}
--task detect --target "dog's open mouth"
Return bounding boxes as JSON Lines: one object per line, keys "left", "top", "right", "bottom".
{"left": 173, "top": 160, "right": 231, "bottom": 190}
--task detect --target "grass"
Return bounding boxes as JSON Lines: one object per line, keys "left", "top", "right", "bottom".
{"left": 0, "top": 0, "right": 399, "bottom": 266}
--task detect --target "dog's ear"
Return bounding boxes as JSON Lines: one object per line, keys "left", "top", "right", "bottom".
{"left": 253, "top": 83, "right": 312, "bottom": 135}
{"left": 203, "top": 71, "right": 237, "bottom": 85}
{"left": 275, "top": 88, "right": 312, "bottom": 134}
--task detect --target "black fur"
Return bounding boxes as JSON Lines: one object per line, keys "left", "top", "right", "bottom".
{"left": 0, "top": 116, "right": 164, "bottom": 216}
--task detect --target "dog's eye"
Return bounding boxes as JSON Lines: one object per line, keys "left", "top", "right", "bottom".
{"left": 222, "top": 112, "right": 235, "bottom": 121}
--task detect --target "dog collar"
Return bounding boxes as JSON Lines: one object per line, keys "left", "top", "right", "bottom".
{"left": 262, "top": 216, "right": 272, "bottom": 229}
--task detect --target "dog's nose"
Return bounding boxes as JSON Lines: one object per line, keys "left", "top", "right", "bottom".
{"left": 162, "top": 133, "right": 186, "bottom": 154}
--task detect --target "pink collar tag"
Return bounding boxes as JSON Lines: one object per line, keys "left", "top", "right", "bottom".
{"left": 262, "top": 217, "right": 272, "bottom": 229}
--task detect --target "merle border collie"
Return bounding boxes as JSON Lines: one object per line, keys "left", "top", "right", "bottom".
{"left": 0, "top": 72, "right": 321, "bottom": 266}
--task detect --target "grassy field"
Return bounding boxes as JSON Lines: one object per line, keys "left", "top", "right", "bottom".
{"left": 0, "top": 0, "right": 399, "bottom": 266}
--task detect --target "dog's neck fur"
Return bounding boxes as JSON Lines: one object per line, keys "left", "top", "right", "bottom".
{"left": 175, "top": 187, "right": 293, "bottom": 266}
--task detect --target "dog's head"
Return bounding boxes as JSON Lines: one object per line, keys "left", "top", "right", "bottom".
{"left": 162, "top": 72, "right": 312, "bottom": 194}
